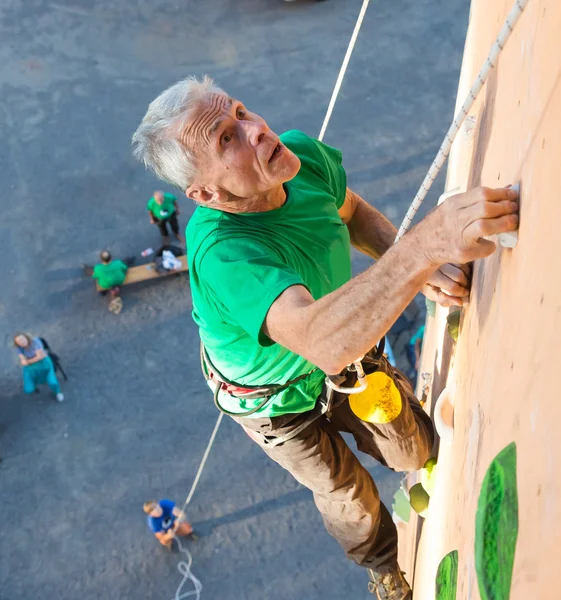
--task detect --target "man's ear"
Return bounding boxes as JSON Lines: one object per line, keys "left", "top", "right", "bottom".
{"left": 186, "top": 184, "right": 212, "bottom": 205}
{"left": 186, "top": 184, "right": 226, "bottom": 206}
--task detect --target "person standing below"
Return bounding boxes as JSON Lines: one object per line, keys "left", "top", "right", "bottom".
{"left": 143, "top": 499, "right": 193, "bottom": 548}
{"left": 147, "top": 191, "right": 185, "bottom": 244}
{"left": 14, "top": 333, "right": 64, "bottom": 402}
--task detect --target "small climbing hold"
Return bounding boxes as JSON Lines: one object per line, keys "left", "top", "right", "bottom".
{"left": 392, "top": 487, "right": 411, "bottom": 524}
{"left": 420, "top": 456, "right": 438, "bottom": 496}
{"left": 426, "top": 297, "right": 437, "bottom": 317}
{"left": 409, "top": 482, "right": 430, "bottom": 517}
{"left": 446, "top": 310, "right": 461, "bottom": 341}
{"left": 434, "top": 386, "right": 454, "bottom": 445}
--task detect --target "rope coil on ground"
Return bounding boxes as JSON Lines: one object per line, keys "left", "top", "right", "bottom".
{"left": 395, "top": 0, "right": 530, "bottom": 240}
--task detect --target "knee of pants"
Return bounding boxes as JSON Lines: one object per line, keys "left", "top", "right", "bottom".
{"left": 23, "top": 380, "right": 36, "bottom": 394}
{"left": 383, "top": 437, "right": 432, "bottom": 472}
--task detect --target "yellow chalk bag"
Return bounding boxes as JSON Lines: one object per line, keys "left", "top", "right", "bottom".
{"left": 349, "top": 370, "right": 402, "bottom": 424}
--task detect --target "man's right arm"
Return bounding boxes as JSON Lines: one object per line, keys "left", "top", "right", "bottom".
{"left": 264, "top": 186, "right": 519, "bottom": 374}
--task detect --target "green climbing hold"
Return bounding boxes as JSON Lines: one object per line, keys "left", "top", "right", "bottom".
{"left": 420, "top": 456, "right": 438, "bottom": 496}
{"left": 475, "top": 442, "right": 519, "bottom": 600}
{"left": 435, "top": 550, "right": 459, "bottom": 600}
{"left": 446, "top": 310, "right": 461, "bottom": 341}
{"left": 392, "top": 487, "right": 411, "bottom": 523}
{"left": 409, "top": 482, "right": 430, "bottom": 517}
{"left": 426, "top": 298, "right": 437, "bottom": 317}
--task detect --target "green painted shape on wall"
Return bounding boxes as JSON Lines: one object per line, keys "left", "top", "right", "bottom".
{"left": 435, "top": 550, "right": 459, "bottom": 600}
{"left": 475, "top": 442, "right": 519, "bottom": 600}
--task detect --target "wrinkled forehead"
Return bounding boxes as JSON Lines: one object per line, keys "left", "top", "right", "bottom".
{"left": 180, "top": 92, "right": 234, "bottom": 148}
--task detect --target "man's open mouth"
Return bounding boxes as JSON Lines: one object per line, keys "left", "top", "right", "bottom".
{"left": 268, "top": 143, "right": 282, "bottom": 163}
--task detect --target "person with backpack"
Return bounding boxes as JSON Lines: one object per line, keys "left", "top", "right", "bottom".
{"left": 13, "top": 333, "right": 64, "bottom": 402}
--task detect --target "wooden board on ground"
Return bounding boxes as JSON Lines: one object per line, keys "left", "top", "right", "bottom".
{"left": 95, "top": 255, "right": 188, "bottom": 291}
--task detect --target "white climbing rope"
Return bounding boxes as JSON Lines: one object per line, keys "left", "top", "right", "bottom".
{"left": 318, "top": 0, "right": 371, "bottom": 142}
{"left": 171, "top": 412, "right": 224, "bottom": 600}
{"left": 395, "top": 0, "right": 530, "bottom": 241}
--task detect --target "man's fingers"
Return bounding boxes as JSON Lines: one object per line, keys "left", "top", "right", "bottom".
{"left": 421, "top": 283, "right": 466, "bottom": 307}
{"left": 430, "top": 272, "right": 469, "bottom": 298}
{"left": 464, "top": 213, "right": 519, "bottom": 241}
{"left": 457, "top": 186, "right": 520, "bottom": 208}
{"left": 463, "top": 199, "right": 519, "bottom": 226}
{"left": 438, "top": 263, "right": 470, "bottom": 287}
{"left": 436, "top": 291, "right": 464, "bottom": 308}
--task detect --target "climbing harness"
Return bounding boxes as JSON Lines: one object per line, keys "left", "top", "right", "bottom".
{"left": 170, "top": 0, "right": 531, "bottom": 596}
{"left": 203, "top": 340, "right": 386, "bottom": 447}
{"left": 200, "top": 344, "right": 319, "bottom": 418}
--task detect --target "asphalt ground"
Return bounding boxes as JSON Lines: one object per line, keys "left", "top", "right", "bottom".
{"left": 0, "top": 1, "right": 468, "bottom": 598}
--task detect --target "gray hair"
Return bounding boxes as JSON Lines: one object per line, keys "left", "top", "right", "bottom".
{"left": 132, "top": 76, "right": 225, "bottom": 191}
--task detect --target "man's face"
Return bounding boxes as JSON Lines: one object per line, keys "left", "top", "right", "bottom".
{"left": 183, "top": 93, "right": 301, "bottom": 202}
{"left": 154, "top": 192, "right": 164, "bottom": 205}
{"left": 150, "top": 505, "right": 163, "bottom": 518}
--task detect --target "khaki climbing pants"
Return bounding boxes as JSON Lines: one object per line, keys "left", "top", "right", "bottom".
{"left": 234, "top": 365, "right": 434, "bottom": 571}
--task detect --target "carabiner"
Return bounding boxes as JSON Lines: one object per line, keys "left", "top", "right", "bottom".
{"left": 325, "top": 357, "right": 368, "bottom": 394}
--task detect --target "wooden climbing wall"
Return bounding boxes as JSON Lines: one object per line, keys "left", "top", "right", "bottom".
{"left": 399, "top": 0, "right": 561, "bottom": 598}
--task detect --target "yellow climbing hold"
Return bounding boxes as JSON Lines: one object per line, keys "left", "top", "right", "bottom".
{"left": 349, "top": 371, "right": 402, "bottom": 424}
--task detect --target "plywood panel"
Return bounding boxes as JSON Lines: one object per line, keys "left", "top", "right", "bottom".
{"left": 403, "top": 0, "right": 561, "bottom": 598}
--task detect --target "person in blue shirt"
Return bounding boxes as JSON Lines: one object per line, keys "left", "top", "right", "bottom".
{"left": 143, "top": 499, "right": 193, "bottom": 548}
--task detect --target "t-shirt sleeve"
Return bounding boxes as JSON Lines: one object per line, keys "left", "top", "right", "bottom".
{"left": 281, "top": 130, "right": 347, "bottom": 209}
{"left": 113, "top": 260, "right": 128, "bottom": 273}
{"left": 92, "top": 265, "right": 100, "bottom": 280}
{"left": 146, "top": 197, "right": 154, "bottom": 212}
{"left": 159, "top": 499, "right": 175, "bottom": 513}
{"left": 147, "top": 516, "right": 161, "bottom": 533}
{"left": 198, "top": 238, "right": 307, "bottom": 346}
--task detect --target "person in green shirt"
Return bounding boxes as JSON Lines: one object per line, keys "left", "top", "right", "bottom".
{"left": 147, "top": 190, "right": 185, "bottom": 243}
{"left": 132, "top": 77, "right": 519, "bottom": 598}
{"left": 83, "top": 250, "right": 135, "bottom": 313}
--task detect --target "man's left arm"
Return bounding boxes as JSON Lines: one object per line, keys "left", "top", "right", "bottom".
{"left": 339, "top": 187, "right": 396, "bottom": 260}
{"left": 339, "top": 187, "right": 471, "bottom": 307}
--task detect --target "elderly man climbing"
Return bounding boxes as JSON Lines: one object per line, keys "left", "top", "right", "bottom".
{"left": 132, "top": 77, "right": 519, "bottom": 599}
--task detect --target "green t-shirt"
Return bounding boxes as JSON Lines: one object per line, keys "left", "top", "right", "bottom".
{"left": 187, "top": 130, "right": 350, "bottom": 418}
{"left": 147, "top": 193, "right": 176, "bottom": 220}
{"left": 92, "top": 260, "right": 128, "bottom": 289}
